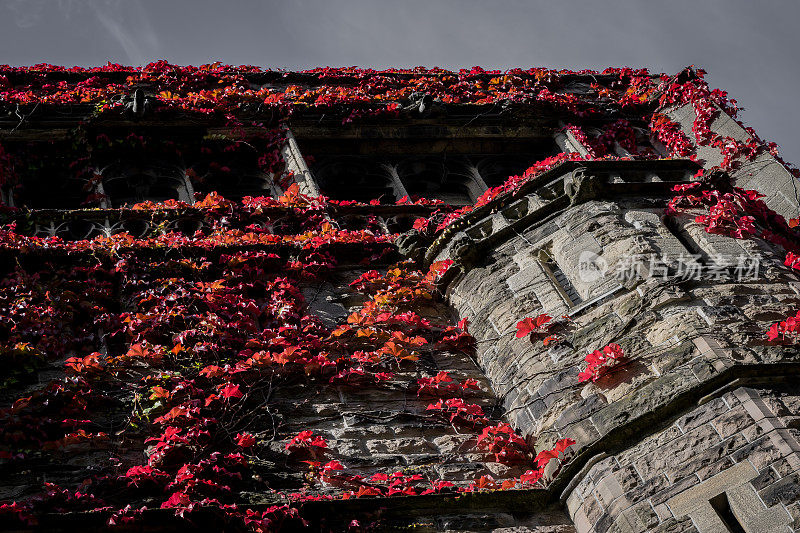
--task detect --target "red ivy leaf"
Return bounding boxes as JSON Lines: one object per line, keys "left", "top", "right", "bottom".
{"left": 218, "top": 383, "right": 243, "bottom": 399}
{"left": 515, "top": 314, "right": 552, "bottom": 338}
{"left": 236, "top": 432, "right": 256, "bottom": 448}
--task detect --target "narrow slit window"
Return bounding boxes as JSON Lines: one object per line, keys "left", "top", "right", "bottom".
{"left": 662, "top": 214, "right": 708, "bottom": 264}
{"left": 539, "top": 249, "right": 584, "bottom": 307}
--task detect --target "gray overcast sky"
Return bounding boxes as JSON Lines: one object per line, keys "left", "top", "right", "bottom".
{"left": 1, "top": 0, "right": 798, "bottom": 166}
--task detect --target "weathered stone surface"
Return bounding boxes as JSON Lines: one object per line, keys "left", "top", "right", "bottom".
{"left": 759, "top": 473, "right": 800, "bottom": 507}
{"left": 444, "top": 179, "right": 800, "bottom": 531}
{"left": 558, "top": 385, "right": 800, "bottom": 532}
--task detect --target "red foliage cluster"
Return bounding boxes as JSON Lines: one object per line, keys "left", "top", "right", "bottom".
{"left": 416, "top": 371, "right": 480, "bottom": 396}
{"left": 655, "top": 68, "right": 770, "bottom": 173}
{"left": 667, "top": 174, "right": 800, "bottom": 344}
{"left": 516, "top": 314, "right": 565, "bottom": 347}
{"left": 0, "top": 188, "right": 445, "bottom": 528}
{"left": 285, "top": 431, "right": 328, "bottom": 455}
{"left": 565, "top": 120, "right": 643, "bottom": 158}
{"left": 668, "top": 182, "right": 757, "bottom": 239}
{"left": 766, "top": 312, "right": 800, "bottom": 343}
{"left": 650, "top": 113, "right": 695, "bottom": 157}
{"left": 0, "top": 188, "right": 391, "bottom": 257}
{"left": 0, "top": 63, "right": 658, "bottom": 120}
{"left": 578, "top": 343, "right": 625, "bottom": 383}
{"left": 426, "top": 397, "right": 487, "bottom": 426}
{"left": 301, "top": 429, "right": 575, "bottom": 498}
{"left": 435, "top": 152, "right": 590, "bottom": 230}
{"left": 516, "top": 314, "right": 553, "bottom": 338}
{"left": 476, "top": 423, "right": 529, "bottom": 463}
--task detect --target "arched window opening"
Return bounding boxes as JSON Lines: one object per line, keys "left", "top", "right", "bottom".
{"left": 313, "top": 157, "right": 398, "bottom": 204}
{"left": 397, "top": 157, "right": 473, "bottom": 206}
{"left": 102, "top": 162, "right": 190, "bottom": 208}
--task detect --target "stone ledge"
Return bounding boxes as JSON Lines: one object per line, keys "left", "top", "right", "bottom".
{"left": 15, "top": 489, "right": 556, "bottom": 532}
{"left": 424, "top": 159, "right": 699, "bottom": 272}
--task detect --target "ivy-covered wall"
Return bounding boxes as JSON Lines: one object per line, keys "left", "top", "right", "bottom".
{"left": 0, "top": 63, "right": 799, "bottom": 531}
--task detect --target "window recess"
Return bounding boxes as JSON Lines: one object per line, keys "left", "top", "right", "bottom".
{"left": 537, "top": 248, "right": 584, "bottom": 308}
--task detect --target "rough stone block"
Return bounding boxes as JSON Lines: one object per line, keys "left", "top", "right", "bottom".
{"left": 712, "top": 404, "right": 755, "bottom": 439}
{"left": 675, "top": 397, "right": 730, "bottom": 433}
{"left": 759, "top": 473, "right": 800, "bottom": 507}
{"left": 730, "top": 435, "right": 785, "bottom": 471}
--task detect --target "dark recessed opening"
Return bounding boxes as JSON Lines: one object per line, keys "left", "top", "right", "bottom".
{"left": 709, "top": 492, "right": 746, "bottom": 533}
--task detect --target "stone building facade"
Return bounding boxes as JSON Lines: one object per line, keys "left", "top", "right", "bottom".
{"left": 0, "top": 65, "right": 799, "bottom": 532}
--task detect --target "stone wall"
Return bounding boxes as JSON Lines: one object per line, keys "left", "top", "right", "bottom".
{"left": 445, "top": 192, "right": 799, "bottom": 445}
{"left": 3, "top": 65, "right": 800, "bottom": 532}
{"left": 435, "top": 163, "right": 800, "bottom": 531}
{"left": 283, "top": 271, "right": 525, "bottom": 489}
{"left": 566, "top": 384, "right": 800, "bottom": 533}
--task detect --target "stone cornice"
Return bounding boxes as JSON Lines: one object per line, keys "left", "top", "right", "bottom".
{"left": 424, "top": 159, "right": 700, "bottom": 273}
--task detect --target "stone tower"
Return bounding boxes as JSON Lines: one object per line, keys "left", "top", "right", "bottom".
{"left": 0, "top": 64, "right": 799, "bottom": 532}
